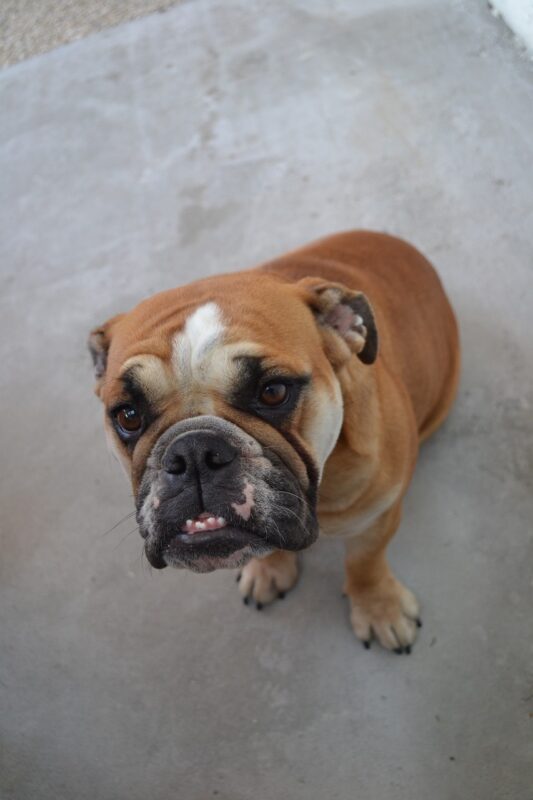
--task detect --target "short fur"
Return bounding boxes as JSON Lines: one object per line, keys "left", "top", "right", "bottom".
{"left": 89, "top": 231, "right": 459, "bottom": 652}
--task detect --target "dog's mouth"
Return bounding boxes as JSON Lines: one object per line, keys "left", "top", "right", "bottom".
{"left": 142, "top": 486, "right": 318, "bottom": 572}
{"left": 143, "top": 509, "right": 270, "bottom": 571}
{"left": 180, "top": 511, "right": 228, "bottom": 535}
{"left": 147, "top": 527, "right": 268, "bottom": 573}
{"left": 137, "top": 415, "right": 319, "bottom": 572}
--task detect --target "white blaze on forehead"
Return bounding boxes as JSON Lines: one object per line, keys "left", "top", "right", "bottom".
{"left": 171, "top": 302, "right": 226, "bottom": 409}
{"left": 172, "top": 301, "right": 225, "bottom": 377}
{"left": 171, "top": 304, "right": 265, "bottom": 411}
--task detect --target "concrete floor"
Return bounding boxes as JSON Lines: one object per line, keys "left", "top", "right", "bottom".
{"left": 1, "top": 1, "right": 532, "bottom": 798}
{"left": 0, "top": 1, "right": 180, "bottom": 68}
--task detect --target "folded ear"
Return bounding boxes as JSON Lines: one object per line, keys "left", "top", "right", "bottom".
{"left": 87, "top": 313, "right": 124, "bottom": 393}
{"left": 299, "top": 278, "right": 378, "bottom": 366}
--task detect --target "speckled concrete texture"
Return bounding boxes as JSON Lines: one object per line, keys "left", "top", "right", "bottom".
{"left": 1, "top": 1, "right": 532, "bottom": 798}
{"left": 0, "top": 0, "right": 180, "bottom": 67}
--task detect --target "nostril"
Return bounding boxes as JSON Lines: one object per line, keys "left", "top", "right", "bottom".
{"left": 205, "top": 449, "right": 235, "bottom": 470}
{"left": 165, "top": 455, "right": 187, "bottom": 475}
{"left": 163, "top": 433, "right": 237, "bottom": 476}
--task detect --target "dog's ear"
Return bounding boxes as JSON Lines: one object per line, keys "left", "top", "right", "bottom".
{"left": 87, "top": 314, "right": 124, "bottom": 395}
{"left": 298, "top": 278, "right": 378, "bottom": 366}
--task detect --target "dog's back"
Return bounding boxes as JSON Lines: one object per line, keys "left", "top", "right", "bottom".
{"left": 261, "top": 230, "right": 460, "bottom": 440}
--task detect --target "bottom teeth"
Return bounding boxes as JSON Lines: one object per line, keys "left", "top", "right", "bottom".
{"left": 182, "top": 514, "right": 227, "bottom": 534}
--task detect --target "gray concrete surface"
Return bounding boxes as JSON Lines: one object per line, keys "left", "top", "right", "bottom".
{"left": 0, "top": 1, "right": 181, "bottom": 68}
{"left": 1, "top": 1, "right": 532, "bottom": 798}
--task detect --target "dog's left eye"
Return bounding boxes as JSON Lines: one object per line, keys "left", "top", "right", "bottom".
{"left": 259, "top": 381, "right": 289, "bottom": 407}
{"left": 113, "top": 405, "right": 144, "bottom": 438}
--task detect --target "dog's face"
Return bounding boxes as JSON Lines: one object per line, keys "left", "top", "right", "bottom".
{"left": 89, "top": 270, "right": 377, "bottom": 572}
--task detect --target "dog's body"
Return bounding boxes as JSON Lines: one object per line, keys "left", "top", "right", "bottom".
{"left": 90, "top": 231, "right": 459, "bottom": 652}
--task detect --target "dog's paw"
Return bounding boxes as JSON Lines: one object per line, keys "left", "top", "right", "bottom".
{"left": 347, "top": 576, "right": 421, "bottom": 653}
{"left": 237, "top": 551, "right": 299, "bottom": 609}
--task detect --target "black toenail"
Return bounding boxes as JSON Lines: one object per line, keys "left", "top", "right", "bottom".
{"left": 278, "top": 591, "right": 285, "bottom": 600}
{"left": 243, "top": 596, "right": 249, "bottom": 605}
{"left": 405, "top": 645, "right": 411, "bottom": 654}
{"left": 416, "top": 618, "right": 422, "bottom": 628}
{"left": 394, "top": 647, "right": 403, "bottom": 655}
{"left": 256, "top": 602, "right": 263, "bottom": 610}
{"left": 363, "top": 640, "right": 371, "bottom": 650}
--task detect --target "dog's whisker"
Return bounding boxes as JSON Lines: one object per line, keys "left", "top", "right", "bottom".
{"left": 111, "top": 526, "right": 140, "bottom": 552}
{"left": 266, "top": 514, "right": 286, "bottom": 546}
{"left": 139, "top": 546, "right": 153, "bottom": 575}
{"left": 268, "top": 501, "right": 308, "bottom": 538}
{"left": 99, "top": 510, "right": 136, "bottom": 538}
{"left": 272, "top": 489, "right": 306, "bottom": 505}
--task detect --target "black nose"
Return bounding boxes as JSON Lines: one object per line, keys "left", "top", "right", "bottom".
{"left": 162, "top": 431, "right": 238, "bottom": 477}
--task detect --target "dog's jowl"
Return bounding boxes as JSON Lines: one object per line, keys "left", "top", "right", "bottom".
{"left": 89, "top": 231, "right": 459, "bottom": 652}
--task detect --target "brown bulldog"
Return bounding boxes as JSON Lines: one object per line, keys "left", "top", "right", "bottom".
{"left": 89, "top": 231, "right": 459, "bottom": 653}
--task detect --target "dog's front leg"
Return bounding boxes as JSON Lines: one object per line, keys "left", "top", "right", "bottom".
{"left": 236, "top": 551, "right": 299, "bottom": 609}
{"left": 344, "top": 501, "right": 421, "bottom": 653}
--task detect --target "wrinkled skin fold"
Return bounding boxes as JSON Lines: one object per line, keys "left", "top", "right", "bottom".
{"left": 136, "top": 416, "right": 319, "bottom": 572}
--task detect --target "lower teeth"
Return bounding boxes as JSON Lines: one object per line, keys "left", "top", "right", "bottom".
{"left": 183, "top": 515, "right": 227, "bottom": 533}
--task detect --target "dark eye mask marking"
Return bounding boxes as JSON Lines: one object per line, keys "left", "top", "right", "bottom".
{"left": 231, "top": 355, "right": 310, "bottom": 425}
{"left": 108, "top": 368, "right": 158, "bottom": 448}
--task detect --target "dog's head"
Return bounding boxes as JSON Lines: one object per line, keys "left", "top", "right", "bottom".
{"left": 88, "top": 270, "right": 377, "bottom": 572}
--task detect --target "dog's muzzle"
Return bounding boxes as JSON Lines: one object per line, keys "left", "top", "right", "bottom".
{"left": 136, "top": 416, "right": 319, "bottom": 573}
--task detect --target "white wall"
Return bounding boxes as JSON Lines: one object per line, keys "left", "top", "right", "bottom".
{"left": 491, "top": 0, "right": 533, "bottom": 51}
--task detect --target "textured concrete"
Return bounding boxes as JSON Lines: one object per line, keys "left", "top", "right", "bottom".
{"left": 0, "top": 0, "right": 180, "bottom": 68}
{"left": 1, "top": 2, "right": 532, "bottom": 798}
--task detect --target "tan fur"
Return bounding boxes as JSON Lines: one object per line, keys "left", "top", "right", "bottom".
{"left": 92, "top": 230, "right": 459, "bottom": 651}
{"left": 260, "top": 232, "right": 459, "bottom": 647}
{"left": 237, "top": 551, "right": 299, "bottom": 606}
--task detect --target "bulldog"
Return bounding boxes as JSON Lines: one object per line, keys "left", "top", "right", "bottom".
{"left": 89, "top": 231, "right": 459, "bottom": 653}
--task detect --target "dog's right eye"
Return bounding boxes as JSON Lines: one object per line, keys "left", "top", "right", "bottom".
{"left": 259, "top": 381, "right": 289, "bottom": 407}
{"left": 113, "top": 405, "right": 144, "bottom": 438}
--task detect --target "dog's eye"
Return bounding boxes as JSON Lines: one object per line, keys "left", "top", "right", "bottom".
{"left": 259, "top": 382, "right": 289, "bottom": 407}
{"left": 114, "top": 405, "right": 143, "bottom": 436}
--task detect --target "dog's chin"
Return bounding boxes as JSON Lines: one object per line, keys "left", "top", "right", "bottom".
{"left": 164, "top": 545, "right": 270, "bottom": 573}
{"left": 145, "top": 526, "right": 273, "bottom": 573}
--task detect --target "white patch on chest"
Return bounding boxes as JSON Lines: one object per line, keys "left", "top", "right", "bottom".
{"left": 320, "top": 483, "right": 403, "bottom": 539}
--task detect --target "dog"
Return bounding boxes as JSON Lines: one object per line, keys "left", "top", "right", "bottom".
{"left": 89, "top": 231, "right": 459, "bottom": 653}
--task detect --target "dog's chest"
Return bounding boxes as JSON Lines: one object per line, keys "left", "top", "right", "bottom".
{"left": 318, "top": 483, "right": 402, "bottom": 539}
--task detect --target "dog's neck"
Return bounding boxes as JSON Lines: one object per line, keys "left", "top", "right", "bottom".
{"left": 318, "top": 358, "right": 381, "bottom": 514}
